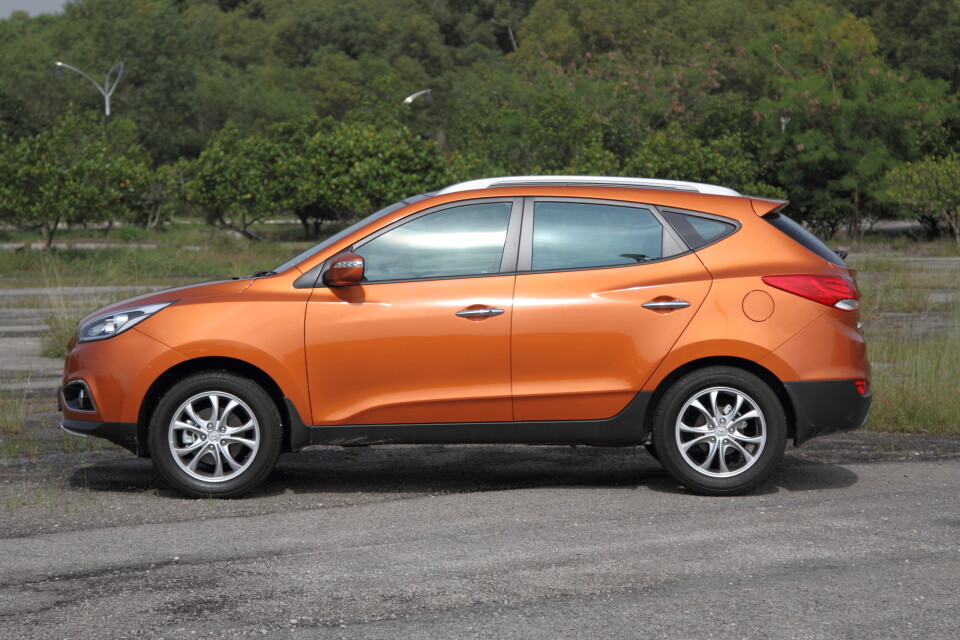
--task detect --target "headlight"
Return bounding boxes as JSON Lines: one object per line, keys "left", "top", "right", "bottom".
{"left": 77, "top": 301, "right": 175, "bottom": 343}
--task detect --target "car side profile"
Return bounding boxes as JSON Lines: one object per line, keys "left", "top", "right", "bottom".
{"left": 59, "top": 176, "right": 871, "bottom": 497}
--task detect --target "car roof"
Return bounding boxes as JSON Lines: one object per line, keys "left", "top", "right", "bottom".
{"left": 435, "top": 175, "right": 742, "bottom": 197}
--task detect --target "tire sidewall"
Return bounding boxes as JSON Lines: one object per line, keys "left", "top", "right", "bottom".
{"left": 149, "top": 372, "right": 281, "bottom": 498}
{"left": 653, "top": 367, "right": 786, "bottom": 496}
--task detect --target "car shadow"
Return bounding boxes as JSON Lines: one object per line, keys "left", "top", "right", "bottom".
{"left": 67, "top": 444, "right": 858, "bottom": 499}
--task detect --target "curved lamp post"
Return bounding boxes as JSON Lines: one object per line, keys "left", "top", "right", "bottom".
{"left": 55, "top": 60, "right": 125, "bottom": 132}
{"left": 403, "top": 89, "right": 432, "bottom": 105}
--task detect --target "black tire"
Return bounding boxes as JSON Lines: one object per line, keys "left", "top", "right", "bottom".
{"left": 149, "top": 371, "right": 282, "bottom": 498}
{"left": 652, "top": 366, "right": 785, "bottom": 496}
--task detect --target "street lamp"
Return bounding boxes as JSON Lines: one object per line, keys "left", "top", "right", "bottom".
{"left": 402, "top": 89, "right": 432, "bottom": 105}
{"left": 54, "top": 60, "right": 125, "bottom": 132}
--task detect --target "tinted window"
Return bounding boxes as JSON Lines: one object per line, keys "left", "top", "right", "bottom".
{"left": 532, "top": 202, "right": 663, "bottom": 270}
{"left": 359, "top": 202, "right": 512, "bottom": 282}
{"left": 273, "top": 194, "right": 430, "bottom": 274}
{"left": 764, "top": 213, "right": 847, "bottom": 266}
{"left": 661, "top": 210, "right": 737, "bottom": 249}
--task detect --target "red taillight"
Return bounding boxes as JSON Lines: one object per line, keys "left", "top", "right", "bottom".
{"left": 762, "top": 274, "right": 860, "bottom": 311}
{"left": 855, "top": 379, "right": 870, "bottom": 396}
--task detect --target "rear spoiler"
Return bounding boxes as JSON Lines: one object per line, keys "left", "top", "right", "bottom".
{"left": 750, "top": 198, "right": 789, "bottom": 217}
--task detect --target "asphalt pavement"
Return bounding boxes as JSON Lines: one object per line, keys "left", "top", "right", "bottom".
{"left": 1, "top": 453, "right": 957, "bottom": 639}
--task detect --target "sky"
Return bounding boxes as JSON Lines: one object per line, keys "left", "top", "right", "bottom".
{"left": 0, "top": 0, "right": 66, "bottom": 18}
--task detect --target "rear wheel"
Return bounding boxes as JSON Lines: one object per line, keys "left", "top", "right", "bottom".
{"left": 149, "top": 371, "right": 281, "bottom": 498}
{"left": 652, "top": 367, "right": 785, "bottom": 496}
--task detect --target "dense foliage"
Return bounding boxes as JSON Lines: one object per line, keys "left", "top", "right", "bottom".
{"left": 1, "top": 0, "right": 959, "bottom": 242}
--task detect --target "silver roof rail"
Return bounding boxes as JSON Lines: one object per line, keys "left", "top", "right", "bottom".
{"left": 436, "top": 175, "right": 742, "bottom": 197}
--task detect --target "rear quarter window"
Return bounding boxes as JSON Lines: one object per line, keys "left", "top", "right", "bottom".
{"left": 661, "top": 210, "right": 738, "bottom": 250}
{"left": 763, "top": 213, "right": 847, "bottom": 266}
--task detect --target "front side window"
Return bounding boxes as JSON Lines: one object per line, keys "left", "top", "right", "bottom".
{"left": 531, "top": 202, "right": 663, "bottom": 271}
{"left": 358, "top": 202, "right": 512, "bottom": 282}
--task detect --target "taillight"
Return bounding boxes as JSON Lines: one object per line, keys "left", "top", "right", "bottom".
{"left": 854, "top": 379, "right": 870, "bottom": 396}
{"left": 762, "top": 274, "right": 860, "bottom": 311}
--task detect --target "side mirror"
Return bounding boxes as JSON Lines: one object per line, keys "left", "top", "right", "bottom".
{"left": 323, "top": 252, "right": 364, "bottom": 287}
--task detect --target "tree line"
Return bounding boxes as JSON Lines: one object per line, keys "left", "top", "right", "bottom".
{"left": 2, "top": 0, "right": 960, "bottom": 246}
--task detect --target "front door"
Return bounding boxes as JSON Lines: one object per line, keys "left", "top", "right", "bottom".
{"left": 305, "top": 199, "right": 520, "bottom": 426}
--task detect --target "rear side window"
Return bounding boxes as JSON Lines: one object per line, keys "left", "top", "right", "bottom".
{"left": 661, "top": 210, "right": 737, "bottom": 249}
{"left": 764, "top": 213, "right": 847, "bottom": 266}
{"left": 531, "top": 202, "right": 663, "bottom": 270}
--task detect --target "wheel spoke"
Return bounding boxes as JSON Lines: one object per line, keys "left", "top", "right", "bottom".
{"left": 731, "top": 431, "right": 764, "bottom": 444}
{"left": 185, "top": 403, "right": 205, "bottom": 428}
{"left": 727, "top": 394, "right": 744, "bottom": 420}
{"left": 211, "top": 445, "right": 225, "bottom": 477}
{"left": 734, "top": 409, "right": 759, "bottom": 424}
{"left": 217, "top": 399, "right": 239, "bottom": 429}
{"left": 708, "top": 390, "right": 720, "bottom": 421}
{"left": 218, "top": 443, "right": 243, "bottom": 470}
{"left": 718, "top": 441, "right": 730, "bottom": 474}
{"left": 187, "top": 446, "right": 210, "bottom": 472}
{"left": 174, "top": 439, "right": 206, "bottom": 456}
{"left": 221, "top": 436, "right": 256, "bottom": 449}
{"left": 726, "top": 438, "right": 755, "bottom": 463}
{"left": 174, "top": 420, "right": 205, "bottom": 436}
{"left": 679, "top": 421, "right": 711, "bottom": 434}
{"left": 681, "top": 434, "right": 712, "bottom": 452}
{"left": 224, "top": 419, "right": 255, "bottom": 436}
{"left": 208, "top": 394, "right": 220, "bottom": 423}
{"left": 698, "top": 439, "right": 719, "bottom": 470}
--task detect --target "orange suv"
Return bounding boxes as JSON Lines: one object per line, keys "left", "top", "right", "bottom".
{"left": 59, "top": 176, "right": 871, "bottom": 497}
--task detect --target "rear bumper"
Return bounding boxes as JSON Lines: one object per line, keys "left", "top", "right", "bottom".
{"left": 61, "top": 418, "right": 140, "bottom": 455}
{"left": 784, "top": 380, "right": 871, "bottom": 446}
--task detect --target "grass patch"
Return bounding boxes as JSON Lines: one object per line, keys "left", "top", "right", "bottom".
{"left": 0, "top": 433, "right": 41, "bottom": 464}
{"left": 850, "top": 250, "right": 960, "bottom": 435}
{"left": 0, "top": 231, "right": 312, "bottom": 289}
{"left": 866, "top": 309, "right": 960, "bottom": 435}
{"left": 0, "top": 391, "right": 26, "bottom": 435}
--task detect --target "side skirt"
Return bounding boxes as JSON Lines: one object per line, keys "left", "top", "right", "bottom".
{"left": 285, "top": 392, "right": 653, "bottom": 451}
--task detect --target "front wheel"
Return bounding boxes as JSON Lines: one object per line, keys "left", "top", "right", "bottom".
{"left": 149, "top": 371, "right": 282, "bottom": 498}
{"left": 652, "top": 367, "right": 786, "bottom": 496}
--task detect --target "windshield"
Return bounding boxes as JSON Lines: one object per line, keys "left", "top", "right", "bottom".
{"left": 272, "top": 194, "right": 431, "bottom": 273}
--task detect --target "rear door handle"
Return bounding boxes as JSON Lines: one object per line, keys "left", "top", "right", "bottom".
{"left": 456, "top": 307, "right": 505, "bottom": 319}
{"left": 641, "top": 299, "right": 691, "bottom": 311}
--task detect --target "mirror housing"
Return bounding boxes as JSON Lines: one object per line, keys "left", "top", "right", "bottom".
{"left": 323, "top": 252, "right": 364, "bottom": 287}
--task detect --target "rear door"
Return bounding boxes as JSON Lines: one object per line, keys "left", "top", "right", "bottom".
{"left": 511, "top": 198, "right": 712, "bottom": 421}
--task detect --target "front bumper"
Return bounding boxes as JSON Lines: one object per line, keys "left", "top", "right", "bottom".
{"left": 784, "top": 379, "right": 871, "bottom": 446}
{"left": 61, "top": 418, "right": 140, "bottom": 455}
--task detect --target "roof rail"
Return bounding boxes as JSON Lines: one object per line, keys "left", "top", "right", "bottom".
{"left": 436, "top": 175, "right": 742, "bottom": 197}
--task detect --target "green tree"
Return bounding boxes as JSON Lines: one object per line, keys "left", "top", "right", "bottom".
{"left": 181, "top": 122, "right": 285, "bottom": 239}
{"left": 885, "top": 155, "right": 960, "bottom": 242}
{"left": 270, "top": 117, "right": 463, "bottom": 238}
{"left": 0, "top": 112, "right": 152, "bottom": 248}
{"left": 622, "top": 123, "right": 783, "bottom": 197}
{"left": 752, "top": 2, "right": 953, "bottom": 239}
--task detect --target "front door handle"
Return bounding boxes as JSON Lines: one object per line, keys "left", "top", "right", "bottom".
{"left": 641, "top": 299, "right": 691, "bottom": 311}
{"left": 456, "top": 307, "right": 505, "bottom": 319}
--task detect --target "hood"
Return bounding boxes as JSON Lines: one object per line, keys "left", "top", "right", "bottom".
{"left": 77, "top": 279, "right": 253, "bottom": 327}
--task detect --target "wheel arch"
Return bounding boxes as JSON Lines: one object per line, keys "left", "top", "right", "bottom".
{"left": 136, "top": 357, "right": 296, "bottom": 457}
{"left": 644, "top": 356, "right": 797, "bottom": 442}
